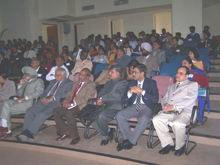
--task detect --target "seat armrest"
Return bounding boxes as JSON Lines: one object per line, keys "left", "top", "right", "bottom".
{"left": 190, "top": 106, "right": 200, "bottom": 127}
{"left": 152, "top": 103, "right": 162, "bottom": 118}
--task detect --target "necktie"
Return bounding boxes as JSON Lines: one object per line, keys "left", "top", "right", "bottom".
{"left": 176, "top": 82, "right": 180, "bottom": 89}
{"left": 71, "top": 82, "right": 82, "bottom": 101}
{"left": 48, "top": 82, "right": 60, "bottom": 97}
{"left": 135, "top": 84, "right": 141, "bottom": 111}
{"left": 21, "top": 81, "right": 29, "bottom": 98}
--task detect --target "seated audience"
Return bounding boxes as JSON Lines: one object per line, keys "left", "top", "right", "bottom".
{"left": 10, "top": 45, "right": 24, "bottom": 76}
{"left": 0, "top": 52, "right": 9, "bottom": 74}
{"left": 23, "top": 45, "right": 36, "bottom": 66}
{"left": 133, "top": 38, "right": 143, "bottom": 55}
{"left": 104, "top": 38, "right": 112, "bottom": 54}
{"left": 94, "top": 38, "right": 101, "bottom": 51}
{"left": 151, "top": 29, "right": 159, "bottom": 39}
{"left": 114, "top": 47, "right": 131, "bottom": 70}
{"left": 88, "top": 46, "right": 98, "bottom": 58}
{"left": 136, "top": 43, "right": 158, "bottom": 77}
{"left": 182, "top": 58, "right": 209, "bottom": 88}
{"left": 129, "top": 36, "right": 138, "bottom": 50}
{"left": 162, "top": 34, "right": 173, "bottom": 49}
{"left": 0, "top": 45, "right": 6, "bottom": 55}
{"left": 61, "top": 52, "right": 75, "bottom": 73}
{"left": 38, "top": 36, "right": 45, "bottom": 48}
{"left": 151, "top": 41, "right": 166, "bottom": 69}
{"left": 115, "top": 36, "right": 123, "bottom": 47}
{"left": 31, "top": 58, "right": 49, "bottom": 89}
{"left": 62, "top": 45, "right": 73, "bottom": 58}
{"left": 16, "top": 68, "right": 73, "bottom": 141}
{"left": 201, "top": 25, "right": 212, "bottom": 39}
{"left": 175, "top": 32, "right": 184, "bottom": 45}
{"left": 116, "top": 64, "right": 159, "bottom": 151}
{"left": 123, "top": 41, "right": 133, "bottom": 57}
{"left": 150, "top": 35, "right": 157, "bottom": 45}
{"left": 6, "top": 48, "right": 12, "bottom": 60}
{"left": 39, "top": 55, "right": 53, "bottom": 72}
{"left": 69, "top": 51, "right": 92, "bottom": 81}
{"left": 92, "top": 46, "right": 107, "bottom": 64}
{"left": 53, "top": 68, "right": 96, "bottom": 145}
{"left": 86, "top": 35, "right": 95, "bottom": 49}
{"left": 197, "top": 31, "right": 216, "bottom": 55}
{"left": 32, "top": 43, "right": 39, "bottom": 55}
{"left": 125, "top": 60, "right": 139, "bottom": 81}
{"left": 80, "top": 39, "right": 89, "bottom": 53}
{"left": 153, "top": 66, "right": 198, "bottom": 156}
{"left": 188, "top": 47, "right": 205, "bottom": 71}
{"left": 185, "top": 26, "right": 200, "bottom": 43}
{"left": 46, "top": 56, "right": 69, "bottom": 81}
{"left": 72, "top": 45, "right": 83, "bottom": 62}
{"left": 106, "top": 45, "right": 117, "bottom": 63}
{"left": 168, "top": 37, "right": 187, "bottom": 56}
{"left": 161, "top": 28, "right": 166, "bottom": 38}
{"left": 0, "top": 66, "right": 44, "bottom": 139}
{"left": 91, "top": 64, "right": 128, "bottom": 145}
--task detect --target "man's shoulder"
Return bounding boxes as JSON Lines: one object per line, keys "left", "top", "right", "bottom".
{"left": 144, "top": 77, "right": 156, "bottom": 85}
{"left": 32, "top": 77, "right": 44, "bottom": 84}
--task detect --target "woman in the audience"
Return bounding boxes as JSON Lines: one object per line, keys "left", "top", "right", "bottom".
{"left": 0, "top": 73, "right": 16, "bottom": 105}
{"left": 188, "top": 47, "right": 206, "bottom": 71}
{"left": 182, "top": 58, "right": 209, "bottom": 88}
{"left": 125, "top": 60, "right": 139, "bottom": 81}
{"left": 106, "top": 45, "right": 117, "bottom": 63}
{"left": 88, "top": 45, "right": 98, "bottom": 58}
{"left": 72, "top": 45, "right": 83, "bottom": 62}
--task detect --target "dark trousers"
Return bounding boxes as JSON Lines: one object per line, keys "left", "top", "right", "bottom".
{"left": 53, "top": 106, "right": 80, "bottom": 138}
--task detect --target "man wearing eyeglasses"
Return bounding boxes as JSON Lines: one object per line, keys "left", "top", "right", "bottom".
{"left": 153, "top": 66, "right": 198, "bottom": 156}
{"left": 116, "top": 64, "right": 159, "bottom": 151}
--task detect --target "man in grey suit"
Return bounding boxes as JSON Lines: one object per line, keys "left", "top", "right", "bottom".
{"left": 0, "top": 66, "right": 44, "bottom": 139}
{"left": 136, "top": 42, "right": 158, "bottom": 78}
{"left": 153, "top": 66, "right": 198, "bottom": 156}
{"left": 16, "top": 68, "right": 73, "bottom": 141}
{"left": 116, "top": 64, "right": 159, "bottom": 151}
{"left": 91, "top": 64, "right": 128, "bottom": 146}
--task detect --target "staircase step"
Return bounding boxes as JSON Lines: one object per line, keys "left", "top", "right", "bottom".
{"left": 210, "top": 95, "right": 220, "bottom": 100}
{"left": 209, "top": 100, "right": 220, "bottom": 111}
{"left": 209, "top": 77, "right": 220, "bottom": 82}
{"left": 209, "top": 69, "right": 220, "bottom": 73}
{"left": 208, "top": 72, "right": 220, "bottom": 77}
{"left": 209, "top": 82, "right": 220, "bottom": 87}
{"left": 211, "top": 64, "right": 220, "bottom": 70}
{"left": 210, "top": 87, "right": 220, "bottom": 94}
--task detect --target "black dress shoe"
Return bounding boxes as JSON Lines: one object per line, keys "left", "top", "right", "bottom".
{"left": 174, "top": 145, "right": 185, "bottom": 156}
{"left": 108, "top": 128, "right": 115, "bottom": 142}
{"left": 123, "top": 140, "right": 133, "bottom": 150}
{"left": 159, "top": 145, "right": 175, "bottom": 155}
{"left": 116, "top": 139, "right": 128, "bottom": 151}
{"left": 100, "top": 139, "right": 109, "bottom": 146}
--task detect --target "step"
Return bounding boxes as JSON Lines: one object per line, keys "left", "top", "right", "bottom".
{"left": 211, "top": 58, "right": 220, "bottom": 64}
{"left": 210, "top": 87, "right": 220, "bottom": 95}
{"left": 208, "top": 72, "right": 220, "bottom": 77}
{"left": 209, "top": 77, "right": 220, "bottom": 82}
{"left": 209, "top": 82, "right": 220, "bottom": 87}
{"left": 209, "top": 69, "right": 220, "bottom": 73}
{"left": 208, "top": 100, "right": 220, "bottom": 111}
{"left": 210, "top": 95, "right": 220, "bottom": 101}
{"left": 211, "top": 64, "right": 220, "bottom": 70}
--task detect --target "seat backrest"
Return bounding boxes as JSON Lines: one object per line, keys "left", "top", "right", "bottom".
{"left": 169, "top": 55, "right": 187, "bottom": 64}
{"left": 160, "top": 63, "right": 179, "bottom": 79}
{"left": 74, "top": 73, "right": 94, "bottom": 82}
{"left": 152, "top": 75, "right": 174, "bottom": 103}
{"left": 94, "top": 63, "right": 108, "bottom": 75}
{"left": 130, "top": 56, "right": 138, "bottom": 60}
{"left": 197, "top": 48, "right": 209, "bottom": 56}
{"left": 162, "top": 49, "right": 169, "bottom": 58}
{"left": 183, "top": 41, "right": 197, "bottom": 48}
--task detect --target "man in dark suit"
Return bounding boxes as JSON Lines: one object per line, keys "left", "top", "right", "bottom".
{"left": 10, "top": 45, "right": 24, "bottom": 76}
{"left": 0, "top": 52, "right": 9, "bottom": 74}
{"left": 16, "top": 68, "right": 73, "bottom": 141}
{"left": 61, "top": 52, "right": 75, "bottom": 72}
{"left": 91, "top": 64, "right": 128, "bottom": 146}
{"left": 116, "top": 64, "right": 159, "bottom": 151}
{"left": 31, "top": 58, "right": 49, "bottom": 89}
{"left": 53, "top": 68, "right": 96, "bottom": 145}
{"left": 185, "top": 26, "right": 200, "bottom": 43}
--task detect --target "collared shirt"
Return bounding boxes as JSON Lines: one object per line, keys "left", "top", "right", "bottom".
{"left": 46, "top": 80, "right": 64, "bottom": 100}
{"left": 23, "top": 50, "right": 36, "bottom": 58}
{"left": 71, "top": 59, "right": 93, "bottom": 75}
{"left": 46, "top": 65, "right": 69, "bottom": 81}
{"left": 17, "top": 78, "right": 33, "bottom": 100}
{"left": 127, "top": 79, "right": 146, "bottom": 104}
{"left": 92, "top": 54, "right": 107, "bottom": 64}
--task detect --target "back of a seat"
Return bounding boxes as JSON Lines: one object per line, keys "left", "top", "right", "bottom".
{"left": 162, "top": 49, "right": 169, "bottom": 58}
{"left": 197, "top": 48, "right": 209, "bottom": 56}
{"left": 152, "top": 75, "right": 174, "bottom": 103}
{"left": 94, "top": 63, "right": 108, "bottom": 75}
{"left": 183, "top": 41, "right": 197, "bottom": 48}
{"left": 160, "top": 63, "right": 179, "bottom": 79}
{"left": 169, "top": 55, "right": 187, "bottom": 64}
{"left": 74, "top": 73, "right": 94, "bottom": 82}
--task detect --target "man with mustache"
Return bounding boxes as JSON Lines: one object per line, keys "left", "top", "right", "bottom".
{"left": 153, "top": 66, "right": 198, "bottom": 156}
{"left": 136, "top": 43, "right": 158, "bottom": 78}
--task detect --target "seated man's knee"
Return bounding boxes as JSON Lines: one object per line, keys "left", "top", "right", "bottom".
{"left": 172, "top": 120, "right": 186, "bottom": 129}
{"left": 116, "top": 111, "right": 122, "bottom": 121}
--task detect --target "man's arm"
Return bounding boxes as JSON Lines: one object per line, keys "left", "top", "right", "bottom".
{"left": 161, "top": 86, "right": 170, "bottom": 108}
{"left": 143, "top": 80, "right": 159, "bottom": 105}
{"left": 46, "top": 67, "right": 55, "bottom": 81}
{"left": 25, "top": 79, "right": 44, "bottom": 100}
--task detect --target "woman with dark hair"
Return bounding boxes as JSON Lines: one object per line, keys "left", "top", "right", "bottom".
{"left": 88, "top": 45, "right": 98, "bottom": 58}
{"left": 126, "top": 60, "right": 139, "bottom": 81}
{"left": 106, "top": 45, "right": 117, "bottom": 63}
{"left": 0, "top": 73, "right": 16, "bottom": 103}
{"left": 182, "top": 58, "right": 208, "bottom": 88}
{"left": 188, "top": 47, "right": 206, "bottom": 71}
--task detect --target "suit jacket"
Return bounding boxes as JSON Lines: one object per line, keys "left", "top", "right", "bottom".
{"left": 161, "top": 80, "right": 198, "bottom": 114}
{"left": 37, "top": 66, "right": 49, "bottom": 89}
{"left": 10, "top": 52, "right": 24, "bottom": 65}
{"left": 64, "top": 59, "right": 75, "bottom": 72}
{"left": 150, "top": 49, "right": 166, "bottom": 68}
{"left": 17, "top": 78, "right": 44, "bottom": 107}
{"left": 0, "top": 79, "right": 16, "bottom": 101}
{"left": 168, "top": 45, "right": 187, "bottom": 56}
{"left": 122, "top": 78, "right": 158, "bottom": 110}
{"left": 40, "top": 78, "right": 73, "bottom": 107}
{"left": 136, "top": 55, "right": 158, "bottom": 78}
{"left": 197, "top": 38, "right": 217, "bottom": 55}
{"left": 0, "top": 58, "right": 9, "bottom": 74}
{"left": 185, "top": 33, "right": 200, "bottom": 43}
{"left": 65, "top": 79, "right": 95, "bottom": 110}
{"left": 98, "top": 77, "right": 128, "bottom": 111}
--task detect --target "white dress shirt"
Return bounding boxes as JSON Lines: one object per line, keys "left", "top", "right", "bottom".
{"left": 46, "top": 65, "right": 69, "bottom": 81}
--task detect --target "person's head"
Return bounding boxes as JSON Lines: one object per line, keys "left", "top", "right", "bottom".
{"left": 172, "top": 37, "right": 179, "bottom": 47}
{"left": 80, "top": 39, "right": 86, "bottom": 46}
{"left": 132, "top": 64, "right": 147, "bottom": 81}
{"left": 188, "top": 47, "right": 200, "bottom": 60}
{"left": 141, "top": 42, "right": 152, "bottom": 56}
{"left": 23, "top": 38, "right": 27, "bottom": 43}
{"left": 204, "top": 26, "right": 210, "bottom": 32}
{"left": 0, "top": 52, "right": 4, "bottom": 59}
{"left": 80, "top": 51, "right": 88, "bottom": 61}
{"left": 127, "top": 60, "right": 139, "bottom": 73}
{"left": 62, "top": 45, "right": 69, "bottom": 52}
{"left": 117, "top": 32, "right": 121, "bottom": 37}
{"left": 7, "top": 49, "right": 12, "bottom": 56}
{"left": 110, "top": 42, "right": 116, "bottom": 49}
{"left": 189, "top": 26, "right": 196, "bottom": 33}
{"left": 22, "top": 66, "right": 37, "bottom": 80}
{"left": 98, "top": 46, "right": 105, "bottom": 55}
{"left": 116, "top": 47, "right": 125, "bottom": 59}
{"left": 39, "top": 55, "right": 47, "bottom": 64}
{"left": 95, "top": 38, "right": 100, "bottom": 46}
{"left": 89, "top": 46, "right": 95, "bottom": 52}
{"left": 151, "top": 29, "right": 156, "bottom": 35}
{"left": 175, "top": 32, "right": 181, "bottom": 39}
{"left": 175, "top": 66, "right": 190, "bottom": 82}
{"left": 137, "top": 38, "right": 143, "bottom": 46}
{"left": 79, "top": 68, "right": 91, "bottom": 82}
{"left": 55, "top": 68, "right": 66, "bottom": 82}
{"left": 115, "top": 35, "right": 120, "bottom": 42}
{"left": 123, "top": 41, "right": 129, "bottom": 48}
{"left": 31, "top": 58, "right": 40, "bottom": 69}
{"left": 13, "top": 39, "right": 17, "bottom": 44}
{"left": 204, "top": 31, "right": 211, "bottom": 40}
{"left": 38, "top": 36, "right": 43, "bottom": 41}
{"left": 106, "top": 38, "right": 112, "bottom": 45}
{"left": 162, "top": 28, "right": 166, "bottom": 34}
{"left": 61, "top": 52, "right": 69, "bottom": 61}
{"left": 0, "top": 73, "right": 8, "bottom": 83}
{"left": 21, "top": 42, "right": 26, "bottom": 48}
{"left": 150, "top": 35, "right": 157, "bottom": 43}
{"left": 0, "top": 45, "right": 4, "bottom": 50}
{"left": 56, "top": 56, "right": 65, "bottom": 67}
{"left": 88, "top": 35, "right": 93, "bottom": 42}
{"left": 25, "top": 45, "right": 31, "bottom": 51}
{"left": 33, "top": 43, "right": 37, "bottom": 48}
{"left": 167, "top": 34, "right": 173, "bottom": 41}
{"left": 109, "top": 64, "right": 122, "bottom": 80}
{"left": 12, "top": 46, "right": 18, "bottom": 53}
{"left": 153, "top": 41, "right": 161, "bottom": 50}
{"left": 111, "top": 45, "right": 117, "bottom": 54}
{"left": 145, "top": 34, "right": 150, "bottom": 40}
{"left": 27, "top": 41, "right": 32, "bottom": 47}
{"left": 182, "top": 58, "right": 193, "bottom": 70}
